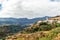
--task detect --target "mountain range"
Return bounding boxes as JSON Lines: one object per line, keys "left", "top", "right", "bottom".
{"left": 0, "top": 16, "right": 51, "bottom": 25}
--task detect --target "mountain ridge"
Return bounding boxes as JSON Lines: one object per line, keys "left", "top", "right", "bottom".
{"left": 0, "top": 16, "right": 51, "bottom": 25}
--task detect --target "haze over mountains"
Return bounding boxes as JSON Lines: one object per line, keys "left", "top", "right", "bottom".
{"left": 0, "top": 16, "right": 50, "bottom": 25}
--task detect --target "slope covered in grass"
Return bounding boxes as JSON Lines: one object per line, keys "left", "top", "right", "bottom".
{"left": 38, "top": 27, "right": 60, "bottom": 40}
{"left": 5, "top": 21, "right": 60, "bottom": 40}
{"left": 5, "top": 27, "right": 60, "bottom": 40}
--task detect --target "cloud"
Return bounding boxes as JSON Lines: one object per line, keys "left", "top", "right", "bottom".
{"left": 0, "top": 0, "right": 60, "bottom": 18}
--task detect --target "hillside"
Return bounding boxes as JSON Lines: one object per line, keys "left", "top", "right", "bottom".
{"left": 0, "top": 24, "right": 31, "bottom": 39}
{"left": 5, "top": 20, "right": 60, "bottom": 40}
{"left": 5, "top": 27, "right": 60, "bottom": 40}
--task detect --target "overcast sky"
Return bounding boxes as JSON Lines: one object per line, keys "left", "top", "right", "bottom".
{"left": 0, "top": 0, "right": 60, "bottom": 18}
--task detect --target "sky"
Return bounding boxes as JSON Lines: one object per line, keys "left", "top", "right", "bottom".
{"left": 0, "top": 0, "right": 60, "bottom": 18}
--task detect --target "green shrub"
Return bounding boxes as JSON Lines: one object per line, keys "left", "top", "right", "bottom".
{"left": 40, "top": 24, "right": 51, "bottom": 31}
{"left": 55, "top": 23, "right": 60, "bottom": 27}
{"left": 39, "top": 22, "right": 48, "bottom": 26}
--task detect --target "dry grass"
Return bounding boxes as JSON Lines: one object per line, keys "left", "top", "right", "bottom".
{"left": 5, "top": 31, "right": 47, "bottom": 40}
{"left": 52, "top": 33, "right": 60, "bottom": 40}
{"left": 5, "top": 27, "right": 60, "bottom": 40}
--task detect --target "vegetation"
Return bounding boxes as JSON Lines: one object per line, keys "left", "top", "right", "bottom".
{"left": 21, "top": 22, "right": 54, "bottom": 33}
{"left": 5, "top": 27, "right": 60, "bottom": 40}
{"left": 17, "top": 38, "right": 24, "bottom": 40}
{"left": 0, "top": 24, "right": 30, "bottom": 39}
{"left": 38, "top": 27, "right": 60, "bottom": 40}
{"left": 18, "top": 21, "right": 60, "bottom": 40}
{"left": 1, "top": 20, "right": 60, "bottom": 40}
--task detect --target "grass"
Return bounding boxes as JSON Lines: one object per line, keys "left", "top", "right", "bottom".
{"left": 17, "top": 38, "right": 24, "bottom": 40}
{"left": 39, "top": 37, "right": 50, "bottom": 40}
{"left": 38, "top": 27, "right": 60, "bottom": 40}
{"left": 5, "top": 27, "right": 60, "bottom": 40}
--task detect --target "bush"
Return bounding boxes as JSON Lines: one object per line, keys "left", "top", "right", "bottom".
{"left": 39, "top": 22, "right": 48, "bottom": 26}
{"left": 39, "top": 24, "right": 51, "bottom": 31}
{"left": 55, "top": 23, "right": 60, "bottom": 27}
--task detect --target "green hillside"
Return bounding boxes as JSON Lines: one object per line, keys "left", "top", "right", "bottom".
{"left": 4, "top": 20, "right": 60, "bottom": 40}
